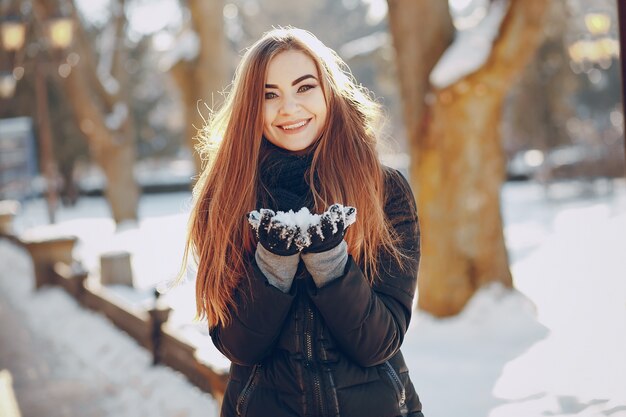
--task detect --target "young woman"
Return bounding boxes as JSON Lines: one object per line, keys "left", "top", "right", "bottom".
{"left": 180, "top": 27, "right": 423, "bottom": 417}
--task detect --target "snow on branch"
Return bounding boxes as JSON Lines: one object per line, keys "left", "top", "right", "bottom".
{"left": 430, "top": 0, "right": 509, "bottom": 89}
{"left": 105, "top": 102, "right": 129, "bottom": 130}
{"left": 340, "top": 31, "right": 389, "bottom": 60}
{"left": 96, "top": 20, "right": 121, "bottom": 96}
{"left": 159, "top": 29, "right": 200, "bottom": 72}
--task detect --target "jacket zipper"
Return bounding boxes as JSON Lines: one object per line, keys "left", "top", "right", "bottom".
{"left": 318, "top": 327, "right": 340, "bottom": 417}
{"left": 236, "top": 364, "right": 261, "bottom": 416}
{"left": 383, "top": 361, "right": 407, "bottom": 411}
{"left": 306, "top": 306, "right": 325, "bottom": 416}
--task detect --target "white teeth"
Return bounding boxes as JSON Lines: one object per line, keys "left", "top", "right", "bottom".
{"left": 281, "top": 120, "right": 307, "bottom": 130}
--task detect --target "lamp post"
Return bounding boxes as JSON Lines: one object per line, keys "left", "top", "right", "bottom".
{"left": 34, "top": 56, "right": 60, "bottom": 223}
{"left": 0, "top": 14, "right": 74, "bottom": 224}
{"left": 618, "top": 1, "right": 626, "bottom": 167}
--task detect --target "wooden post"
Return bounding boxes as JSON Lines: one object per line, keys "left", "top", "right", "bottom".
{"left": 22, "top": 235, "right": 77, "bottom": 289}
{"left": 148, "top": 288, "right": 172, "bottom": 365}
{"left": 100, "top": 250, "right": 133, "bottom": 286}
{"left": 53, "top": 260, "right": 88, "bottom": 299}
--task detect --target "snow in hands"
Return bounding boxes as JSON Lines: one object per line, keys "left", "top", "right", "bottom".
{"left": 247, "top": 204, "right": 357, "bottom": 252}
{"left": 247, "top": 208, "right": 302, "bottom": 255}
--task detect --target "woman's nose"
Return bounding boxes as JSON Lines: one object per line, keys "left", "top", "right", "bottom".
{"left": 279, "top": 96, "right": 299, "bottom": 115}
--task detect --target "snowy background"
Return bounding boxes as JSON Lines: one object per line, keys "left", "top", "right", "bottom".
{"left": 2, "top": 178, "right": 626, "bottom": 417}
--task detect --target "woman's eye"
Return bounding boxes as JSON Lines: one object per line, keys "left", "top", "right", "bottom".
{"left": 298, "top": 84, "right": 316, "bottom": 93}
{"left": 265, "top": 92, "right": 278, "bottom": 100}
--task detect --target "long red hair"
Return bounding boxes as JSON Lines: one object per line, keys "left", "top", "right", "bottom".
{"left": 178, "top": 27, "right": 406, "bottom": 329}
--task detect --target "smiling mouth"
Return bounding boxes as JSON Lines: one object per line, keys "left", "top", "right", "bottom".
{"left": 278, "top": 119, "right": 311, "bottom": 131}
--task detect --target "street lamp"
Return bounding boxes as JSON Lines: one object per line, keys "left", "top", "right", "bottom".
{"left": 0, "top": 17, "right": 26, "bottom": 99}
{"left": 585, "top": 12, "right": 611, "bottom": 36}
{"left": 618, "top": 2, "right": 626, "bottom": 165}
{"left": 47, "top": 17, "right": 74, "bottom": 49}
{"left": 567, "top": 11, "right": 618, "bottom": 72}
{"left": 0, "top": 18, "right": 26, "bottom": 51}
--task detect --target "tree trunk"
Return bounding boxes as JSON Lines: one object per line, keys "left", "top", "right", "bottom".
{"left": 61, "top": 62, "right": 140, "bottom": 223}
{"left": 32, "top": 0, "right": 140, "bottom": 224}
{"left": 417, "top": 0, "right": 548, "bottom": 316}
{"left": 170, "top": 0, "right": 229, "bottom": 175}
{"left": 387, "top": 0, "right": 548, "bottom": 316}
{"left": 386, "top": 0, "right": 455, "bottom": 187}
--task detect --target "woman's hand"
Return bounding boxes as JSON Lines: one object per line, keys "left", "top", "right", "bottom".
{"left": 304, "top": 204, "right": 357, "bottom": 254}
{"left": 248, "top": 209, "right": 302, "bottom": 256}
{"left": 248, "top": 204, "right": 357, "bottom": 255}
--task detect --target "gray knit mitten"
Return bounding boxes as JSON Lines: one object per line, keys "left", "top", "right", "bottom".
{"left": 248, "top": 208, "right": 305, "bottom": 292}
{"left": 254, "top": 245, "right": 299, "bottom": 293}
{"left": 301, "top": 204, "right": 356, "bottom": 288}
{"left": 301, "top": 240, "right": 349, "bottom": 288}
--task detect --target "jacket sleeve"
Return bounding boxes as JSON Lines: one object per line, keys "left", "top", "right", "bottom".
{"left": 209, "top": 258, "right": 296, "bottom": 366}
{"left": 306, "top": 168, "right": 420, "bottom": 367}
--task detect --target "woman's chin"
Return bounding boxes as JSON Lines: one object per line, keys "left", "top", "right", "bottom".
{"left": 275, "top": 137, "right": 317, "bottom": 153}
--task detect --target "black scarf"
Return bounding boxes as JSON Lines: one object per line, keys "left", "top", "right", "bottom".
{"left": 257, "top": 139, "right": 316, "bottom": 212}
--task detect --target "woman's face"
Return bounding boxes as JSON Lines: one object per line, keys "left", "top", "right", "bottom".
{"left": 263, "top": 50, "right": 328, "bottom": 152}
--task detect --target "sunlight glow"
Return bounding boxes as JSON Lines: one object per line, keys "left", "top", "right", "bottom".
{"left": 449, "top": 0, "right": 474, "bottom": 12}
{"left": 12, "top": 66, "right": 24, "bottom": 81}
{"left": 76, "top": 0, "right": 181, "bottom": 35}
{"left": 75, "top": 0, "right": 112, "bottom": 26}
{"left": 568, "top": 37, "right": 619, "bottom": 64}
{"left": 223, "top": 3, "right": 238, "bottom": 19}
{"left": 152, "top": 31, "right": 175, "bottom": 52}
{"left": 127, "top": 0, "right": 182, "bottom": 35}
{"left": 0, "top": 72, "right": 17, "bottom": 98}
{"left": 361, "top": 0, "right": 388, "bottom": 25}
{"left": 449, "top": 0, "right": 489, "bottom": 30}
{"left": 0, "top": 21, "right": 26, "bottom": 51}
{"left": 585, "top": 12, "right": 611, "bottom": 36}
{"left": 47, "top": 18, "right": 74, "bottom": 49}
{"left": 524, "top": 150, "right": 544, "bottom": 167}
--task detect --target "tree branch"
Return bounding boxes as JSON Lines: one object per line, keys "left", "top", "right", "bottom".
{"left": 474, "top": 0, "right": 548, "bottom": 89}
{"left": 67, "top": 0, "right": 118, "bottom": 110}
{"left": 386, "top": 0, "right": 455, "bottom": 138}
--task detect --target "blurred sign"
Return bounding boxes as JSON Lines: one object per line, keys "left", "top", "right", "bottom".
{"left": 0, "top": 117, "right": 37, "bottom": 201}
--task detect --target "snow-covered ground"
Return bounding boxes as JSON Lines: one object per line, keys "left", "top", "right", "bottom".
{"left": 0, "top": 242, "right": 219, "bottom": 417}
{"left": 3, "top": 178, "right": 626, "bottom": 417}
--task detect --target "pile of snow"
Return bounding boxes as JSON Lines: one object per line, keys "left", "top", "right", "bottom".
{"left": 403, "top": 283, "right": 549, "bottom": 416}
{"left": 430, "top": 0, "right": 509, "bottom": 89}
{"left": 248, "top": 204, "right": 357, "bottom": 250}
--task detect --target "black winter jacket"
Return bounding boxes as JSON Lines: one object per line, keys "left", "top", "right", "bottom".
{"left": 210, "top": 156, "right": 423, "bottom": 417}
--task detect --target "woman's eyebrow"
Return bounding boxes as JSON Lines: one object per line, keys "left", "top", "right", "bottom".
{"left": 265, "top": 74, "right": 318, "bottom": 89}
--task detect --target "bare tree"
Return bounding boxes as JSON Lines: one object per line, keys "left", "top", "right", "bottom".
{"left": 167, "top": 0, "right": 229, "bottom": 175}
{"left": 32, "top": 0, "right": 140, "bottom": 224}
{"left": 387, "top": 0, "right": 548, "bottom": 316}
